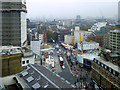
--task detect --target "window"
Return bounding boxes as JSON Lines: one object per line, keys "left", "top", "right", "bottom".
{"left": 26, "top": 60, "right": 29, "bottom": 63}
{"left": 118, "top": 74, "right": 120, "bottom": 78}
{"left": 22, "top": 61, "right": 25, "bottom": 64}
{"left": 113, "top": 71, "right": 116, "bottom": 75}
{"left": 98, "top": 61, "right": 100, "bottom": 65}
{"left": 101, "top": 63, "right": 104, "bottom": 67}
{"left": 105, "top": 65, "right": 107, "bottom": 69}
{"left": 109, "top": 68, "right": 111, "bottom": 72}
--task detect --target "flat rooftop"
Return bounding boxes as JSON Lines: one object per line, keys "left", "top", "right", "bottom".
{"left": 0, "top": 46, "right": 20, "bottom": 52}
{"left": 80, "top": 53, "right": 100, "bottom": 61}
{"left": 0, "top": 46, "right": 21, "bottom": 55}
{"left": 95, "top": 57, "right": 120, "bottom": 73}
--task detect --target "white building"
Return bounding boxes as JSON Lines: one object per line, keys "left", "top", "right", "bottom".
{"left": 74, "top": 29, "right": 92, "bottom": 44}
{"left": 78, "top": 41, "right": 99, "bottom": 51}
{"left": 39, "top": 34, "right": 44, "bottom": 42}
{"left": 75, "top": 26, "right": 80, "bottom": 31}
{"left": 88, "top": 22, "right": 107, "bottom": 32}
{"left": 22, "top": 47, "right": 34, "bottom": 67}
{"left": 64, "top": 35, "right": 74, "bottom": 44}
{"left": 30, "top": 41, "right": 41, "bottom": 56}
{"left": 77, "top": 53, "right": 100, "bottom": 64}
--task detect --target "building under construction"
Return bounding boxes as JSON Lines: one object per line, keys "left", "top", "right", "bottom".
{"left": 0, "top": 0, "right": 27, "bottom": 46}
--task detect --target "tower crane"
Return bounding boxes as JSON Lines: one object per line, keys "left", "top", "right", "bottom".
{"left": 80, "top": 33, "right": 83, "bottom": 54}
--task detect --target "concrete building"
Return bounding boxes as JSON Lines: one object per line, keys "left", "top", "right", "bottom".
{"left": 92, "top": 57, "right": 120, "bottom": 89}
{"left": 30, "top": 41, "right": 41, "bottom": 56}
{"left": 74, "top": 28, "right": 92, "bottom": 44}
{"left": 64, "top": 35, "right": 74, "bottom": 44}
{"left": 0, "top": 46, "right": 23, "bottom": 77}
{"left": 109, "top": 29, "right": 120, "bottom": 52}
{"left": 0, "top": 0, "right": 27, "bottom": 47}
{"left": 88, "top": 22, "right": 107, "bottom": 32}
{"left": 63, "top": 20, "right": 72, "bottom": 27}
{"left": 103, "top": 33, "right": 110, "bottom": 49}
{"left": 77, "top": 41, "right": 99, "bottom": 51}
{"left": 22, "top": 47, "right": 34, "bottom": 67}
{"left": 75, "top": 26, "right": 80, "bottom": 31}
{"left": 76, "top": 15, "right": 81, "bottom": 25}
{"left": 39, "top": 34, "right": 44, "bottom": 42}
{"left": 76, "top": 15, "right": 81, "bottom": 20}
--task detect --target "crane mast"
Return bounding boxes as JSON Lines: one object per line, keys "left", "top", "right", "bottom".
{"left": 80, "top": 33, "right": 83, "bottom": 54}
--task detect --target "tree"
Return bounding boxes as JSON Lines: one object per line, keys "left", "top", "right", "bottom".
{"left": 46, "top": 30, "right": 58, "bottom": 43}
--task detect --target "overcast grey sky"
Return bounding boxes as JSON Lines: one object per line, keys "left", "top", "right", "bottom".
{"left": 26, "top": 0, "right": 119, "bottom": 19}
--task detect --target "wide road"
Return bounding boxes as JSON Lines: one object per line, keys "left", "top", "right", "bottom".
{"left": 53, "top": 49, "right": 62, "bottom": 73}
{"left": 56, "top": 48, "right": 78, "bottom": 85}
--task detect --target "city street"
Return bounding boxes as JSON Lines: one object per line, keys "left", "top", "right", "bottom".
{"left": 53, "top": 49, "right": 62, "bottom": 73}
{"left": 53, "top": 47, "right": 78, "bottom": 85}
{"left": 58, "top": 52, "right": 78, "bottom": 85}
{"left": 58, "top": 44, "right": 93, "bottom": 88}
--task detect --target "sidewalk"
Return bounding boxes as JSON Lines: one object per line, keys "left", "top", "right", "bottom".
{"left": 61, "top": 46, "right": 93, "bottom": 88}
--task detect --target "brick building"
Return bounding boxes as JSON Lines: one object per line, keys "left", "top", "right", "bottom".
{"left": 87, "top": 33, "right": 104, "bottom": 47}
{"left": 92, "top": 57, "right": 120, "bottom": 89}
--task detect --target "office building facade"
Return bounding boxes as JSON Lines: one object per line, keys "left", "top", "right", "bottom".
{"left": 0, "top": 0, "right": 27, "bottom": 46}
{"left": 109, "top": 29, "right": 120, "bottom": 52}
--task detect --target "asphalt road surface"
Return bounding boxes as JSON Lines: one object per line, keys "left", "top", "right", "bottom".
{"left": 57, "top": 48, "right": 78, "bottom": 85}
{"left": 53, "top": 49, "right": 62, "bottom": 73}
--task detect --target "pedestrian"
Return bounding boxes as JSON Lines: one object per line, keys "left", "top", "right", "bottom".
{"left": 74, "top": 81, "right": 76, "bottom": 86}
{"left": 77, "top": 79, "right": 79, "bottom": 82}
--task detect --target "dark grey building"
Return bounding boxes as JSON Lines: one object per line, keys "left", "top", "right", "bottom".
{"left": 14, "top": 64, "right": 75, "bottom": 89}
{"left": 0, "top": 0, "right": 27, "bottom": 46}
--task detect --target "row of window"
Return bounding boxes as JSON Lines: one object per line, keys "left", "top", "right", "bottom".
{"left": 110, "top": 32, "right": 120, "bottom": 34}
{"left": 93, "top": 58, "right": 120, "bottom": 78}
{"left": 22, "top": 60, "right": 29, "bottom": 64}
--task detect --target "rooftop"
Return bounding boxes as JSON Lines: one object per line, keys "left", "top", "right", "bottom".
{"left": 94, "top": 57, "right": 120, "bottom": 73}
{"left": 80, "top": 53, "right": 100, "bottom": 61}
{"left": 0, "top": 46, "right": 20, "bottom": 51}
{"left": 17, "top": 64, "right": 75, "bottom": 89}
{"left": 114, "top": 29, "right": 120, "bottom": 32}
{"left": 0, "top": 46, "right": 21, "bottom": 55}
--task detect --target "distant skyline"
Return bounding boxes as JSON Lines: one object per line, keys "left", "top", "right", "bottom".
{"left": 26, "top": 0, "right": 119, "bottom": 20}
